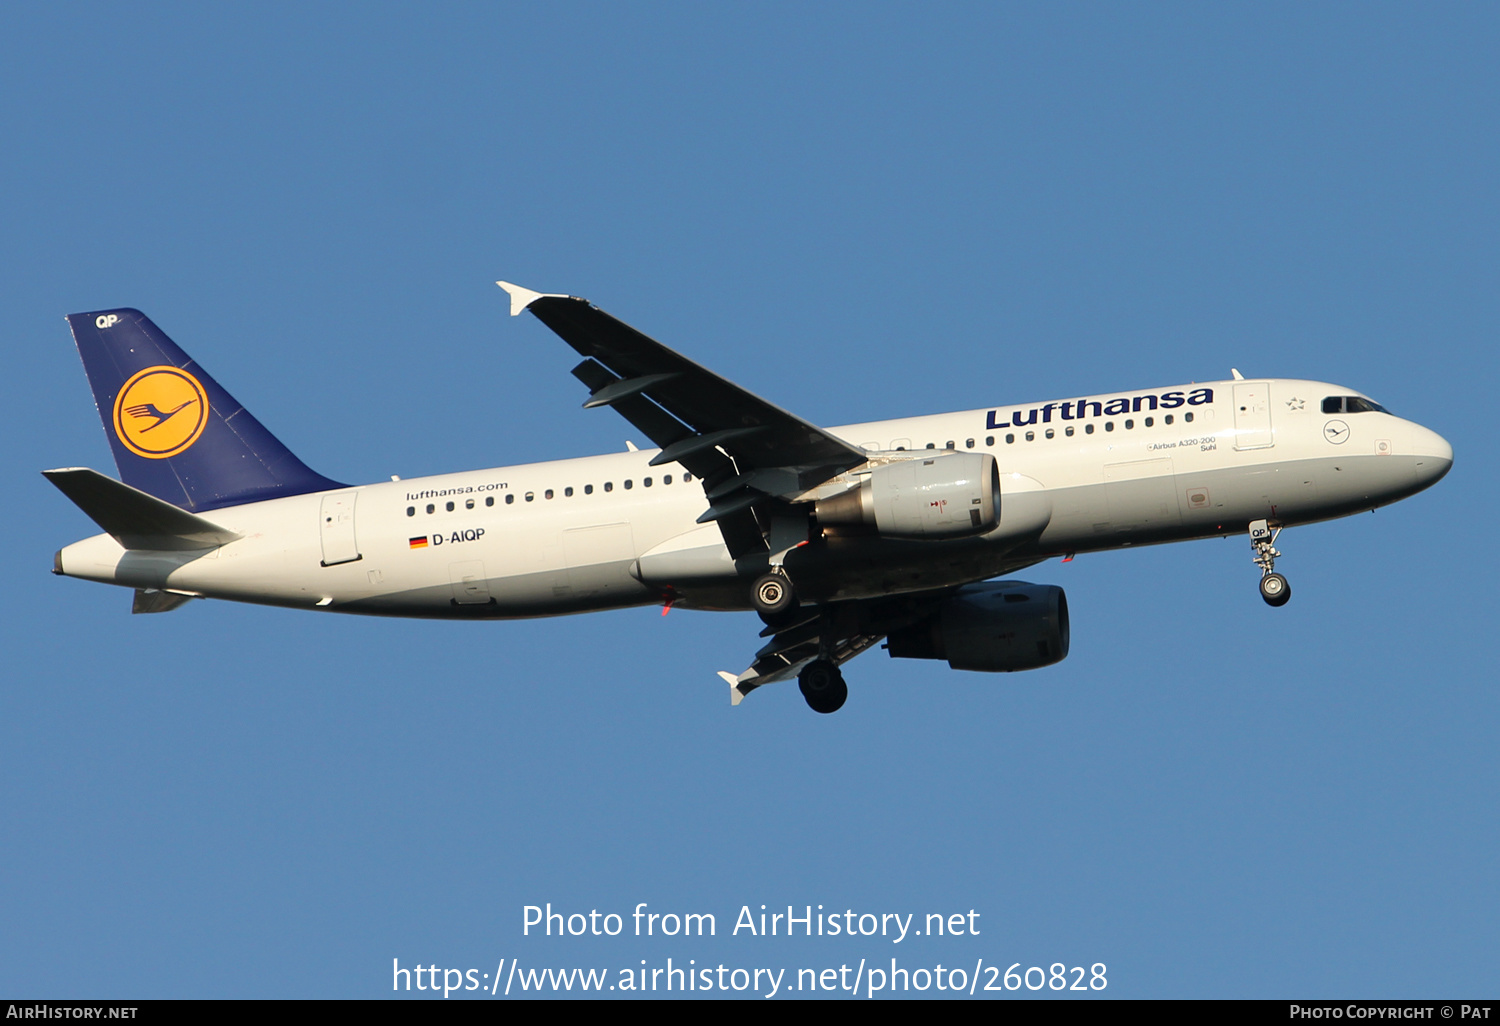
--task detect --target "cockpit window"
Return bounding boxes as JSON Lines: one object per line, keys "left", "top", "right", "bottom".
{"left": 1322, "top": 396, "right": 1391, "bottom": 415}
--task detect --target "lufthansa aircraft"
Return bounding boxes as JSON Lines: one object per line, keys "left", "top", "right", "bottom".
{"left": 47, "top": 284, "right": 1453, "bottom": 713}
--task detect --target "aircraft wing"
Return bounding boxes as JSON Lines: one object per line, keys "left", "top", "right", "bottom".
{"left": 719, "top": 609, "right": 886, "bottom": 705}
{"left": 499, "top": 282, "right": 869, "bottom": 557}
{"left": 713, "top": 556, "right": 1051, "bottom": 704}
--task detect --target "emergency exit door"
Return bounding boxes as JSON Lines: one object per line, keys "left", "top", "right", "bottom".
{"left": 449, "top": 561, "right": 491, "bottom": 604}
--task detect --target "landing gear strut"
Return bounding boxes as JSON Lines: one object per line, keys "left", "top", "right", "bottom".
{"left": 798, "top": 658, "right": 847, "bottom": 714}
{"left": 751, "top": 571, "right": 796, "bottom": 624}
{"left": 1250, "top": 519, "right": 1291, "bottom": 607}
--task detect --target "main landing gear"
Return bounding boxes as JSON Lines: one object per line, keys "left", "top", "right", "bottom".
{"left": 798, "top": 658, "right": 847, "bottom": 714}
{"left": 1250, "top": 519, "right": 1291, "bottom": 607}
{"left": 751, "top": 570, "right": 797, "bottom": 624}
{"left": 751, "top": 571, "right": 848, "bottom": 713}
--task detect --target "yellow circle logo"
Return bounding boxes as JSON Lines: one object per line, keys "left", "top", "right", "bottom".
{"left": 112, "top": 366, "right": 210, "bottom": 459}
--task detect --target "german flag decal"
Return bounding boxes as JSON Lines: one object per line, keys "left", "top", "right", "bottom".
{"left": 408, "top": 536, "right": 428, "bottom": 549}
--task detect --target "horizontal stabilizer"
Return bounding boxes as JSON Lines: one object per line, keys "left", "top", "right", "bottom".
{"left": 43, "top": 468, "right": 242, "bottom": 550}
{"left": 132, "top": 588, "right": 200, "bottom": 614}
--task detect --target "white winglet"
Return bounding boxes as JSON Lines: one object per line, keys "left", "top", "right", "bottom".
{"left": 495, "top": 281, "right": 563, "bottom": 317}
{"left": 717, "top": 671, "right": 746, "bottom": 706}
{"left": 1231, "top": 368, "right": 1245, "bottom": 380}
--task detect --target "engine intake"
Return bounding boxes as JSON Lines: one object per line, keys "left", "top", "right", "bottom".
{"left": 816, "top": 453, "right": 1000, "bottom": 540}
{"left": 886, "top": 581, "right": 1069, "bottom": 672}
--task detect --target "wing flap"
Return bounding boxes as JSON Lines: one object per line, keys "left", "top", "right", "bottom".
{"left": 569, "top": 357, "right": 766, "bottom": 559}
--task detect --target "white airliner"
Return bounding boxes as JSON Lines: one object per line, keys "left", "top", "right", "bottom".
{"left": 48, "top": 284, "right": 1453, "bottom": 712}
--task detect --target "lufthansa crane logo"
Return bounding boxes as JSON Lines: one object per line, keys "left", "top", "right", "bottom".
{"left": 112, "top": 366, "right": 210, "bottom": 459}
{"left": 1323, "top": 419, "right": 1350, "bottom": 445}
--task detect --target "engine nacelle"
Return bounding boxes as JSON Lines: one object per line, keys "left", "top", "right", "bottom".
{"left": 816, "top": 453, "right": 1000, "bottom": 540}
{"left": 886, "top": 581, "right": 1069, "bottom": 672}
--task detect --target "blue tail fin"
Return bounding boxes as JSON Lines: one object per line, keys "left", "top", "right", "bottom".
{"left": 66, "top": 309, "right": 345, "bottom": 512}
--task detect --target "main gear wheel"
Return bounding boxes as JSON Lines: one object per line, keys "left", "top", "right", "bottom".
{"left": 798, "top": 659, "right": 847, "bottom": 714}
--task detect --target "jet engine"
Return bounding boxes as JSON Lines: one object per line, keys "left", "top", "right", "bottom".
{"left": 886, "top": 581, "right": 1069, "bottom": 672}
{"left": 815, "top": 453, "right": 1000, "bottom": 540}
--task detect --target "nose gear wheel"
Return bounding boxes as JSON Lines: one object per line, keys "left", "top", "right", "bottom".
{"left": 1259, "top": 572, "right": 1291, "bottom": 606}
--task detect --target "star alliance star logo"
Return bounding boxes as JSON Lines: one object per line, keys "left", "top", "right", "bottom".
{"left": 1286, "top": 397, "right": 1305, "bottom": 411}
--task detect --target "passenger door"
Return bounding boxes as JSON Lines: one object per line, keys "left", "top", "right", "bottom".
{"left": 319, "top": 491, "right": 361, "bottom": 566}
{"left": 1233, "top": 382, "right": 1274, "bottom": 450}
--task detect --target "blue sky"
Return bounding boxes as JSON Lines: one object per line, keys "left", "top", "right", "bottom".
{"left": 3, "top": 2, "right": 1496, "bottom": 998}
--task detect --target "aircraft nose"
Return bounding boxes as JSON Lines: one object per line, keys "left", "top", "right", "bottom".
{"left": 1410, "top": 424, "right": 1453, "bottom": 490}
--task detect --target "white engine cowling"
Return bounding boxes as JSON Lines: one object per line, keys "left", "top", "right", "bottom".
{"left": 886, "top": 581, "right": 1069, "bottom": 672}
{"left": 816, "top": 453, "right": 1000, "bottom": 540}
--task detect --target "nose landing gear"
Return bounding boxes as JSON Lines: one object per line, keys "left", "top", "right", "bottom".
{"left": 1250, "top": 519, "right": 1291, "bottom": 607}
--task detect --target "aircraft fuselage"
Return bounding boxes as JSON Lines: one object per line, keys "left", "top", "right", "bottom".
{"left": 55, "top": 377, "right": 1452, "bottom": 617}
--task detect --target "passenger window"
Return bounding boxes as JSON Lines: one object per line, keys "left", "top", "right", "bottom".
{"left": 1144, "top": 417, "right": 1153, "bottom": 427}
{"left": 925, "top": 442, "right": 936, "bottom": 449}
{"left": 683, "top": 472, "right": 693, "bottom": 482}
{"left": 1025, "top": 431, "right": 1035, "bottom": 441}
{"left": 604, "top": 482, "right": 613, "bottom": 492}
{"left": 584, "top": 484, "right": 593, "bottom": 495}
{"left": 466, "top": 498, "right": 475, "bottom": 509}
{"left": 565, "top": 486, "right": 573, "bottom": 497}
{"left": 505, "top": 494, "right": 514, "bottom": 505}
{"left": 1185, "top": 412, "right": 1194, "bottom": 423}
{"left": 965, "top": 438, "right": 975, "bottom": 449}
{"left": 426, "top": 503, "right": 434, "bottom": 514}
{"left": 544, "top": 489, "right": 554, "bottom": 499}
{"left": 1164, "top": 414, "right": 1173, "bottom": 425}
{"left": 486, "top": 496, "right": 494, "bottom": 507}
{"left": 1045, "top": 428, "right": 1054, "bottom": 439}
{"left": 624, "top": 480, "right": 633, "bottom": 489}
{"left": 406, "top": 506, "right": 415, "bottom": 517}
{"left": 985, "top": 436, "right": 994, "bottom": 446}
{"left": 446, "top": 501, "right": 454, "bottom": 512}
{"left": 1125, "top": 419, "right": 1134, "bottom": 429}
{"left": 1065, "top": 426, "right": 1074, "bottom": 437}
{"left": 945, "top": 440, "right": 955, "bottom": 449}
{"left": 525, "top": 492, "right": 534, "bottom": 502}
{"left": 1005, "top": 433, "right": 1015, "bottom": 444}
{"left": 1105, "top": 422, "right": 1114, "bottom": 432}
{"left": 644, "top": 477, "right": 652, "bottom": 487}
{"left": 663, "top": 474, "right": 673, "bottom": 485}
{"left": 1085, "top": 423, "right": 1094, "bottom": 434}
